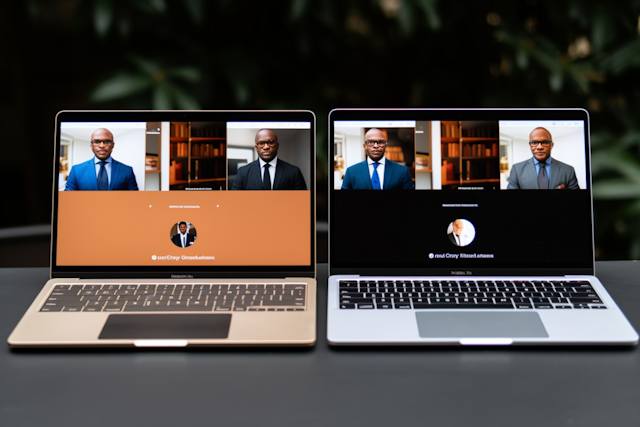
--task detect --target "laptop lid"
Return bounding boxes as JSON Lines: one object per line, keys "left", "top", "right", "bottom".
{"left": 53, "top": 110, "right": 315, "bottom": 279}
{"left": 329, "top": 108, "right": 593, "bottom": 277}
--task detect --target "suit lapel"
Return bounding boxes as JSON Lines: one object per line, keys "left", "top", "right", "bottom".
{"left": 549, "top": 159, "right": 559, "bottom": 189}
{"left": 273, "top": 160, "right": 283, "bottom": 190}
{"left": 524, "top": 158, "right": 538, "bottom": 189}
{"left": 250, "top": 160, "right": 262, "bottom": 189}
{"left": 359, "top": 161, "right": 373, "bottom": 189}
{"left": 87, "top": 159, "right": 99, "bottom": 191}
{"left": 383, "top": 160, "right": 393, "bottom": 190}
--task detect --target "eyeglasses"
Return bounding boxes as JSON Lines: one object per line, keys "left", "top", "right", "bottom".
{"left": 364, "top": 140, "right": 387, "bottom": 147}
{"left": 256, "top": 140, "right": 277, "bottom": 147}
{"left": 529, "top": 140, "right": 552, "bottom": 147}
{"left": 91, "top": 139, "right": 114, "bottom": 146}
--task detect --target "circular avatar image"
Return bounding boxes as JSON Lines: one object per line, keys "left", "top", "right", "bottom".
{"left": 170, "top": 221, "right": 197, "bottom": 248}
{"left": 447, "top": 219, "right": 475, "bottom": 247}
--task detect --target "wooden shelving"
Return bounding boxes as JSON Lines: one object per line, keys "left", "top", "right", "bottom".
{"left": 169, "top": 122, "right": 227, "bottom": 190}
{"left": 440, "top": 121, "right": 500, "bottom": 189}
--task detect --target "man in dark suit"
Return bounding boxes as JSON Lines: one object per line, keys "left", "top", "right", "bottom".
{"left": 507, "top": 127, "right": 579, "bottom": 190}
{"left": 65, "top": 128, "right": 139, "bottom": 191}
{"left": 341, "top": 128, "right": 414, "bottom": 190}
{"left": 171, "top": 222, "right": 196, "bottom": 248}
{"left": 231, "top": 129, "right": 307, "bottom": 190}
{"left": 448, "top": 219, "right": 470, "bottom": 247}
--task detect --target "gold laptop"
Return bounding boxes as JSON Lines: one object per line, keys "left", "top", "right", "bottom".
{"left": 8, "top": 110, "right": 316, "bottom": 347}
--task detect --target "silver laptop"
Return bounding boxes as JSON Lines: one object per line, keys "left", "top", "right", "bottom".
{"left": 9, "top": 110, "right": 316, "bottom": 347}
{"left": 327, "top": 108, "right": 638, "bottom": 346}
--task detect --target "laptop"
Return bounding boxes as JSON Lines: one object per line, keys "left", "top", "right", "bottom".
{"left": 327, "top": 108, "right": 638, "bottom": 346}
{"left": 8, "top": 110, "right": 316, "bottom": 347}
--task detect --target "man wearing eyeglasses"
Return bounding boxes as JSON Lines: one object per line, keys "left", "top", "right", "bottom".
{"left": 507, "top": 127, "right": 579, "bottom": 190}
{"left": 231, "top": 129, "right": 307, "bottom": 190}
{"left": 341, "top": 128, "right": 414, "bottom": 190}
{"left": 65, "top": 128, "right": 139, "bottom": 191}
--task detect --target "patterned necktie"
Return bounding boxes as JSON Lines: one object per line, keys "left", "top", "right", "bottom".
{"left": 262, "top": 163, "right": 271, "bottom": 190}
{"left": 371, "top": 162, "right": 381, "bottom": 190}
{"left": 98, "top": 161, "right": 108, "bottom": 190}
{"left": 538, "top": 162, "right": 548, "bottom": 189}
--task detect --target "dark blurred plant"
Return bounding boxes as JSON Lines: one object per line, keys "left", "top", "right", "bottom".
{"left": 9, "top": 0, "right": 640, "bottom": 259}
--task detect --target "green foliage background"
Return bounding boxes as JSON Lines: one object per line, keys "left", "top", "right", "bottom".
{"left": 2, "top": 0, "right": 640, "bottom": 259}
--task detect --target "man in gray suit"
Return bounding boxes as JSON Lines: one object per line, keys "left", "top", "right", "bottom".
{"left": 507, "top": 127, "right": 579, "bottom": 190}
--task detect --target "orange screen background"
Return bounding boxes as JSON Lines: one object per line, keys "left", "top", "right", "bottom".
{"left": 57, "top": 191, "right": 311, "bottom": 266}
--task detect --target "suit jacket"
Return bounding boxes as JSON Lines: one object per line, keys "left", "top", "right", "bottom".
{"left": 448, "top": 233, "right": 459, "bottom": 246}
{"left": 507, "top": 157, "right": 579, "bottom": 190}
{"left": 65, "top": 158, "right": 139, "bottom": 191}
{"left": 341, "top": 159, "right": 414, "bottom": 190}
{"left": 231, "top": 159, "right": 307, "bottom": 190}
{"left": 171, "top": 233, "right": 196, "bottom": 248}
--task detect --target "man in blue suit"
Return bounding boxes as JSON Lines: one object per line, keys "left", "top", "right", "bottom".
{"left": 507, "top": 127, "right": 579, "bottom": 190}
{"left": 231, "top": 129, "right": 307, "bottom": 190}
{"left": 65, "top": 128, "right": 139, "bottom": 191}
{"left": 341, "top": 128, "right": 414, "bottom": 190}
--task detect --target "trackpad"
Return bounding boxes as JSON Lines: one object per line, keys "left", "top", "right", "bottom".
{"left": 99, "top": 314, "right": 231, "bottom": 339}
{"left": 416, "top": 312, "right": 548, "bottom": 338}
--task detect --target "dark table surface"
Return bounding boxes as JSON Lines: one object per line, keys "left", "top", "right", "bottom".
{"left": 1, "top": 262, "right": 640, "bottom": 427}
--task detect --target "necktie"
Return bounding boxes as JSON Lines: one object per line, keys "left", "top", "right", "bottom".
{"left": 371, "top": 162, "right": 381, "bottom": 190}
{"left": 182, "top": 235, "right": 186, "bottom": 247}
{"left": 262, "top": 163, "right": 271, "bottom": 190}
{"left": 538, "top": 162, "right": 548, "bottom": 189}
{"left": 98, "top": 161, "right": 108, "bottom": 190}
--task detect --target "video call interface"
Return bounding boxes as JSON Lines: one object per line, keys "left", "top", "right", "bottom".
{"left": 330, "top": 116, "right": 594, "bottom": 273}
{"left": 55, "top": 120, "right": 312, "bottom": 269}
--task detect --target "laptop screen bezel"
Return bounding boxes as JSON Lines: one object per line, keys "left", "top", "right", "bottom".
{"left": 51, "top": 110, "right": 316, "bottom": 279}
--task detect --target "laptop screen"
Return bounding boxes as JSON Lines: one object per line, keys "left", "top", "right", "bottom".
{"left": 52, "top": 111, "right": 315, "bottom": 278}
{"left": 329, "top": 109, "right": 593, "bottom": 276}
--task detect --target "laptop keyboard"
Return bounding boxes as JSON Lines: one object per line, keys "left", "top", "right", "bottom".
{"left": 41, "top": 283, "right": 307, "bottom": 312}
{"left": 339, "top": 280, "right": 607, "bottom": 310}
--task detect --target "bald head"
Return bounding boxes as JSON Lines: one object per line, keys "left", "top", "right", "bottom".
{"left": 255, "top": 129, "right": 279, "bottom": 162}
{"left": 363, "top": 128, "right": 388, "bottom": 162}
{"left": 90, "top": 128, "right": 115, "bottom": 161}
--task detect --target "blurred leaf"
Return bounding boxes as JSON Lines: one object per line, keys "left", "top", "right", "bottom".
{"left": 398, "top": 1, "right": 416, "bottom": 36}
{"left": 606, "top": 38, "right": 640, "bottom": 75}
{"left": 549, "top": 72, "right": 563, "bottom": 91}
{"left": 90, "top": 74, "right": 151, "bottom": 102}
{"left": 593, "top": 180, "right": 640, "bottom": 199}
{"left": 566, "top": 62, "right": 591, "bottom": 93}
{"left": 166, "top": 67, "right": 201, "bottom": 83}
{"left": 171, "top": 86, "right": 200, "bottom": 110}
{"left": 590, "top": 11, "right": 616, "bottom": 53}
{"left": 290, "top": 0, "right": 310, "bottom": 20}
{"left": 184, "top": 0, "right": 205, "bottom": 24}
{"left": 621, "top": 199, "right": 640, "bottom": 216}
{"left": 416, "top": 0, "right": 441, "bottom": 30}
{"left": 234, "top": 81, "right": 250, "bottom": 105}
{"left": 128, "top": 55, "right": 160, "bottom": 76}
{"left": 592, "top": 152, "right": 640, "bottom": 184}
{"left": 134, "top": 0, "right": 167, "bottom": 14}
{"left": 515, "top": 47, "right": 528, "bottom": 69}
{"left": 94, "top": 0, "right": 113, "bottom": 38}
{"left": 152, "top": 83, "right": 172, "bottom": 109}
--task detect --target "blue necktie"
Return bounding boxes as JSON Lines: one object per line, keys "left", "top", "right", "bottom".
{"left": 98, "top": 161, "right": 108, "bottom": 190}
{"left": 371, "top": 162, "right": 381, "bottom": 190}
